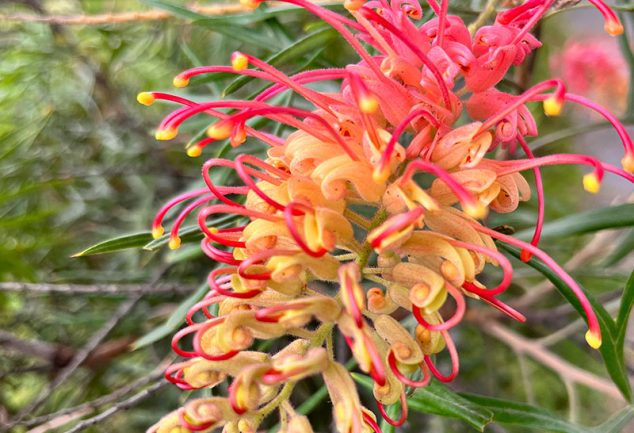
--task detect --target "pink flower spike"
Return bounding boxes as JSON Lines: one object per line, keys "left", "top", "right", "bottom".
{"left": 471, "top": 223, "right": 602, "bottom": 349}
{"left": 358, "top": 7, "right": 453, "bottom": 110}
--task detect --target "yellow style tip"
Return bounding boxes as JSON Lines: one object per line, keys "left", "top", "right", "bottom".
{"left": 168, "top": 236, "right": 181, "bottom": 250}
{"left": 605, "top": 20, "right": 624, "bottom": 36}
{"left": 173, "top": 76, "right": 190, "bottom": 88}
{"left": 152, "top": 225, "right": 165, "bottom": 239}
{"left": 543, "top": 96, "right": 563, "bottom": 117}
{"left": 155, "top": 127, "right": 178, "bottom": 141}
{"left": 372, "top": 165, "right": 391, "bottom": 184}
{"left": 582, "top": 173, "right": 601, "bottom": 194}
{"left": 231, "top": 52, "right": 249, "bottom": 72}
{"left": 359, "top": 95, "right": 379, "bottom": 114}
{"left": 621, "top": 154, "right": 634, "bottom": 173}
{"left": 137, "top": 92, "right": 155, "bottom": 106}
{"left": 344, "top": 0, "right": 364, "bottom": 11}
{"left": 464, "top": 202, "right": 488, "bottom": 219}
{"left": 585, "top": 330, "right": 602, "bottom": 349}
{"left": 240, "top": 0, "right": 261, "bottom": 9}
{"left": 207, "top": 122, "right": 233, "bottom": 140}
{"left": 186, "top": 145, "right": 202, "bottom": 158}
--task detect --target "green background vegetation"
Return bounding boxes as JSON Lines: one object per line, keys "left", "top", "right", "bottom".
{"left": 0, "top": 1, "right": 633, "bottom": 432}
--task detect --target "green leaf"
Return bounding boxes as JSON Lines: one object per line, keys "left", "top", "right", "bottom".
{"left": 142, "top": 0, "right": 282, "bottom": 49}
{"left": 222, "top": 27, "right": 337, "bottom": 97}
{"left": 515, "top": 204, "right": 634, "bottom": 241}
{"left": 132, "top": 282, "right": 208, "bottom": 350}
{"left": 593, "top": 405, "right": 634, "bottom": 433}
{"left": 355, "top": 373, "right": 633, "bottom": 432}
{"left": 143, "top": 213, "right": 241, "bottom": 251}
{"left": 602, "top": 229, "right": 634, "bottom": 266}
{"left": 615, "top": 271, "right": 634, "bottom": 368}
{"left": 501, "top": 244, "right": 633, "bottom": 402}
{"left": 72, "top": 232, "right": 153, "bottom": 257}
{"left": 407, "top": 381, "right": 494, "bottom": 431}
{"left": 194, "top": 3, "right": 344, "bottom": 27}
{"left": 459, "top": 394, "right": 634, "bottom": 433}
{"left": 143, "top": 225, "right": 203, "bottom": 251}
{"left": 353, "top": 374, "right": 493, "bottom": 431}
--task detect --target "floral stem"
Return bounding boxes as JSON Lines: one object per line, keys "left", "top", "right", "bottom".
{"left": 468, "top": 0, "right": 501, "bottom": 34}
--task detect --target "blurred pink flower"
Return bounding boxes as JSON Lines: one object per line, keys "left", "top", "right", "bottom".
{"left": 552, "top": 38, "right": 630, "bottom": 114}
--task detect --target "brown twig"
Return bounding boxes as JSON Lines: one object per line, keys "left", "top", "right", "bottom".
{"left": 480, "top": 320, "right": 624, "bottom": 401}
{"left": 0, "top": 281, "right": 188, "bottom": 295}
{"left": 11, "top": 294, "right": 143, "bottom": 423}
{"left": 0, "top": 2, "right": 337, "bottom": 26}
{"left": 23, "top": 369, "right": 165, "bottom": 430}
{"left": 60, "top": 380, "right": 168, "bottom": 433}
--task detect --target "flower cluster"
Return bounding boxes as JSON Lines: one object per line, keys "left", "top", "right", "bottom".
{"left": 552, "top": 38, "right": 630, "bottom": 114}
{"left": 139, "top": 0, "right": 634, "bottom": 432}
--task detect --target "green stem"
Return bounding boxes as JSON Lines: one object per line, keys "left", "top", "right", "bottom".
{"left": 468, "top": 0, "right": 501, "bottom": 35}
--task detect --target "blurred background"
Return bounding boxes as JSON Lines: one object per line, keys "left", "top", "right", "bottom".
{"left": 0, "top": 1, "right": 633, "bottom": 432}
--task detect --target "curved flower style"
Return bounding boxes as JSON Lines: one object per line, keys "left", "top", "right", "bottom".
{"left": 140, "top": 1, "right": 634, "bottom": 432}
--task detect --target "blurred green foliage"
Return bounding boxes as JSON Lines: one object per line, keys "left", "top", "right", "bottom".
{"left": 0, "top": 1, "right": 633, "bottom": 433}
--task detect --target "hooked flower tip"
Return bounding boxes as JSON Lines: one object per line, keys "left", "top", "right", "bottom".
{"left": 231, "top": 52, "right": 249, "bottom": 71}
{"left": 464, "top": 202, "right": 488, "bottom": 219}
{"left": 152, "top": 225, "right": 164, "bottom": 239}
{"left": 585, "top": 329, "right": 602, "bottom": 349}
{"left": 155, "top": 127, "right": 178, "bottom": 141}
{"left": 543, "top": 96, "right": 564, "bottom": 117}
{"left": 173, "top": 76, "right": 190, "bottom": 88}
{"left": 168, "top": 236, "right": 182, "bottom": 250}
{"left": 622, "top": 154, "right": 634, "bottom": 173}
{"left": 582, "top": 173, "right": 601, "bottom": 194}
{"left": 207, "top": 121, "right": 233, "bottom": 140}
{"left": 137, "top": 92, "right": 155, "bottom": 106}
{"left": 186, "top": 144, "right": 203, "bottom": 158}
{"left": 605, "top": 19, "right": 624, "bottom": 36}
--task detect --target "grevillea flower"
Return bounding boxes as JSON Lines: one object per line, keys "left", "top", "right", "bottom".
{"left": 551, "top": 38, "right": 630, "bottom": 115}
{"left": 139, "top": 1, "right": 634, "bottom": 432}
